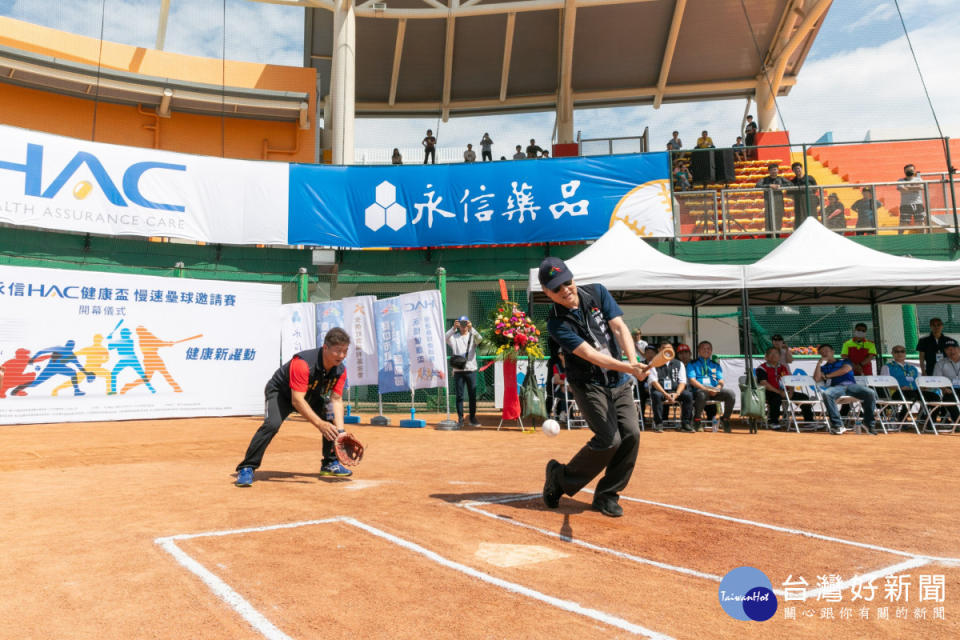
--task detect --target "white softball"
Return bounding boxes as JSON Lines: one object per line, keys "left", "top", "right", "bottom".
{"left": 542, "top": 419, "right": 560, "bottom": 437}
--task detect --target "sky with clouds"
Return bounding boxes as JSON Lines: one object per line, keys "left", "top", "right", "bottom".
{"left": 1, "top": 0, "right": 958, "bottom": 157}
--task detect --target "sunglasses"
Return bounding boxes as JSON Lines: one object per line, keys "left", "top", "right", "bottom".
{"left": 892, "top": 350, "right": 906, "bottom": 353}
{"left": 550, "top": 280, "right": 574, "bottom": 294}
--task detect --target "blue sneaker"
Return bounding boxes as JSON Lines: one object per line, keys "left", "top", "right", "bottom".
{"left": 319, "top": 460, "right": 352, "bottom": 477}
{"left": 236, "top": 467, "right": 254, "bottom": 486}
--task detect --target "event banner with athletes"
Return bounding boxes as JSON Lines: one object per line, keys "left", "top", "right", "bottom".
{"left": 287, "top": 152, "right": 673, "bottom": 247}
{"left": 0, "top": 123, "right": 288, "bottom": 245}
{"left": 373, "top": 290, "right": 446, "bottom": 393}
{"left": 0, "top": 265, "right": 280, "bottom": 425}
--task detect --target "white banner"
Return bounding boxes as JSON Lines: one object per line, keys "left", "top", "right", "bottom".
{"left": 280, "top": 303, "right": 316, "bottom": 364}
{"left": 0, "top": 123, "right": 288, "bottom": 244}
{"left": 0, "top": 265, "right": 280, "bottom": 424}
{"left": 494, "top": 360, "right": 548, "bottom": 409}
{"left": 395, "top": 290, "right": 446, "bottom": 390}
{"left": 342, "top": 296, "right": 378, "bottom": 386}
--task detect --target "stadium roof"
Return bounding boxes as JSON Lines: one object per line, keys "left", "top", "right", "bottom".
{"left": 289, "top": 0, "right": 829, "bottom": 118}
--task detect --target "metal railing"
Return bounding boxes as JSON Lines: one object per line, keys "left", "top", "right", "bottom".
{"left": 577, "top": 127, "right": 649, "bottom": 156}
{"left": 674, "top": 178, "right": 958, "bottom": 239}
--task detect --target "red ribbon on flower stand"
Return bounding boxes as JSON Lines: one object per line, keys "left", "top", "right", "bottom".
{"left": 499, "top": 358, "right": 528, "bottom": 431}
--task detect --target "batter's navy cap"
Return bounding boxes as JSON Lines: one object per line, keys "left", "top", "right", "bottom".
{"left": 458, "top": 315, "right": 469, "bottom": 323}
{"left": 538, "top": 257, "right": 573, "bottom": 291}
{"left": 945, "top": 338, "right": 959, "bottom": 348}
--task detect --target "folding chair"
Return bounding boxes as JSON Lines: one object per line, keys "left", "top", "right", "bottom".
{"left": 632, "top": 382, "right": 648, "bottom": 432}
{"left": 780, "top": 375, "right": 829, "bottom": 433}
{"left": 916, "top": 376, "right": 960, "bottom": 435}
{"left": 865, "top": 375, "right": 919, "bottom": 434}
{"left": 562, "top": 382, "right": 588, "bottom": 430}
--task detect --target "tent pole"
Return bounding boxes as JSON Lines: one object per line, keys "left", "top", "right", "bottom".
{"left": 741, "top": 288, "right": 754, "bottom": 372}
{"left": 871, "top": 293, "right": 883, "bottom": 370}
{"left": 691, "top": 298, "right": 699, "bottom": 349}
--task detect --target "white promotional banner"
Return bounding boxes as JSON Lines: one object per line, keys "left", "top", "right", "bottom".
{"left": 342, "top": 296, "right": 378, "bottom": 386}
{"left": 396, "top": 290, "right": 446, "bottom": 390}
{"left": 0, "top": 123, "right": 288, "bottom": 244}
{"left": 280, "top": 303, "right": 316, "bottom": 364}
{"left": 0, "top": 265, "right": 280, "bottom": 425}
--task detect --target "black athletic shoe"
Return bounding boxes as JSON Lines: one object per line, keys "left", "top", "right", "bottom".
{"left": 680, "top": 422, "right": 695, "bottom": 433}
{"left": 865, "top": 426, "right": 879, "bottom": 435}
{"left": 543, "top": 459, "right": 563, "bottom": 509}
{"left": 653, "top": 424, "right": 664, "bottom": 433}
{"left": 592, "top": 499, "right": 623, "bottom": 518}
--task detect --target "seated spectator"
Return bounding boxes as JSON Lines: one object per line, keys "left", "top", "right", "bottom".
{"left": 695, "top": 130, "right": 715, "bottom": 149}
{"left": 756, "top": 346, "right": 813, "bottom": 428}
{"left": 756, "top": 162, "right": 791, "bottom": 235}
{"left": 512, "top": 145, "right": 526, "bottom": 160}
{"left": 897, "top": 163, "right": 926, "bottom": 234}
{"left": 673, "top": 161, "right": 692, "bottom": 191}
{"left": 550, "top": 355, "right": 569, "bottom": 422}
{"left": 770, "top": 334, "right": 794, "bottom": 365}
{"left": 814, "top": 343, "right": 879, "bottom": 435}
{"left": 636, "top": 344, "right": 658, "bottom": 420}
{"left": 541, "top": 150, "right": 550, "bottom": 158}
{"left": 676, "top": 342, "right": 692, "bottom": 367}
{"left": 526, "top": 139, "right": 544, "bottom": 159}
{"left": 391, "top": 148, "right": 403, "bottom": 165}
{"left": 480, "top": 133, "right": 494, "bottom": 162}
{"left": 732, "top": 136, "right": 746, "bottom": 162}
{"left": 822, "top": 193, "right": 846, "bottom": 229}
{"left": 667, "top": 131, "right": 683, "bottom": 151}
{"left": 850, "top": 187, "right": 878, "bottom": 236}
{"left": 881, "top": 345, "right": 937, "bottom": 421}
{"left": 932, "top": 338, "right": 960, "bottom": 422}
{"left": 686, "top": 340, "right": 736, "bottom": 432}
{"left": 463, "top": 143, "right": 476, "bottom": 163}
{"left": 744, "top": 115, "right": 758, "bottom": 159}
{"left": 841, "top": 322, "right": 877, "bottom": 375}
{"left": 789, "top": 162, "right": 819, "bottom": 228}
{"left": 648, "top": 341, "right": 694, "bottom": 432}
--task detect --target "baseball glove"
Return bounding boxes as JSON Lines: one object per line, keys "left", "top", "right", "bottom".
{"left": 334, "top": 432, "right": 365, "bottom": 467}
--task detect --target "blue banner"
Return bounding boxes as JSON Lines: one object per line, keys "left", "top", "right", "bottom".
{"left": 288, "top": 152, "right": 672, "bottom": 247}
{"left": 374, "top": 297, "right": 408, "bottom": 393}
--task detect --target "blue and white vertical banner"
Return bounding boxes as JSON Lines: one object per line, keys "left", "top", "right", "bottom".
{"left": 280, "top": 303, "right": 316, "bottom": 364}
{"left": 0, "top": 123, "right": 288, "bottom": 244}
{"left": 374, "top": 296, "right": 408, "bottom": 393}
{"left": 315, "top": 300, "right": 345, "bottom": 344}
{"left": 397, "top": 290, "right": 445, "bottom": 390}
{"left": 341, "top": 296, "right": 378, "bottom": 386}
{"left": 288, "top": 153, "right": 673, "bottom": 247}
{"left": 0, "top": 264, "right": 280, "bottom": 425}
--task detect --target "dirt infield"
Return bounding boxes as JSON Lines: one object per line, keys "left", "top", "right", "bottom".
{"left": 1, "top": 413, "right": 958, "bottom": 639}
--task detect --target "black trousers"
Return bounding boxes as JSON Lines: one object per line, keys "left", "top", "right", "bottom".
{"left": 454, "top": 370, "right": 477, "bottom": 421}
{"left": 651, "top": 388, "right": 694, "bottom": 424}
{"left": 694, "top": 387, "right": 736, "bottom": 420}
{"left": 557, "top": 381, "right": 640, "bottom": 505}
{"left": 236, "top": 387, "right": 335, "bottom": 471}
{"left": 423, "top": 147, "right": 436, "bottom": 164}
{"left": 768, "top": 392, "right": 813, "bottom": 423}
{"left": 482, "top": 150, "right": 492, "bottom": 162}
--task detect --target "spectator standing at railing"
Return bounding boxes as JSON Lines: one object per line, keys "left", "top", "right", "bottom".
{"left": 526, "top": 139, "right": 544, "bottom": 159}
{"left": 789, "top": 162, "right": 819, "bottom": 228}
{"left": 744, "top": 115, "right": 758, "bottom": 159}
{"left": 463, "top": 143, "right": 477, "bottom": 163}
{"left": 850, "top": 187, "right": 878, "bottom": 236}
{"left": 732, "top": 136, "right": 746, "bottom": 162}
{"left": 480, "top": 133, "right": 494, "bottom": 162}
{"left": 695, "top": 131, "right": 715, "bottom": 149}
{"left": 513, "top": 144, "right": 526, "bottom": 160}
{"left": 822, "top": 193, "right": 846, "bottom": 229}
{"left": 897, "top": 163, "right": 926, "bottom": 234}
{"left": 422, "top": 129, "right": 437, "bottom": 164}
{"left": 667, "top": 131, "right": 683, "bottom": 151}
{"left": 391, "top": 148, "right": 403, "bottom": 165}
{"left": 756, "top": 162, "right": 791, "bottom": 235}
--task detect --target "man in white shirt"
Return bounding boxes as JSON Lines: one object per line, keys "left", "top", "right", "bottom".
{"left": 897, "top": 163, "right": 926, "bottom": 233}
{"left": 446, "top": 315, "right": 483, "bottom": 427}
{"left": 463, "top": 144, "right": 477, "bottom": 163}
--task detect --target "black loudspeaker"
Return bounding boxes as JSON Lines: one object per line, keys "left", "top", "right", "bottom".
{"left": 690, "top": 149, "right": 715, "bottom": 185}
{"left": 714, "top": 148, "right": 736, "bottom": 183}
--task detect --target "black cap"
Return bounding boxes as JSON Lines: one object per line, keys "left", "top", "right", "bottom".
{"left": 538, "top": 257, "right": 573, "bottom": 291}
{"left": 944, "top": 338, "right": 959, "bottom": 348}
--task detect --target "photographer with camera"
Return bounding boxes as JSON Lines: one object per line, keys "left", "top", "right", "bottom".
{"left": 446, "top": 316, "right": 483, "bottom": 427}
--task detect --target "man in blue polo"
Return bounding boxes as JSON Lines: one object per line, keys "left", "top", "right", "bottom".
{"left": 538, "top": 257, "right": 648, "bottom": 518}
{"left": 814, "top": 343, "right": 878, "bottom": 435}
{"left": 686, "top": 340, "right": 736, "bottom": 432}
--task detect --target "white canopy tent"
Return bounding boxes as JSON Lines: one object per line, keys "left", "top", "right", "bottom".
{"left": 527, "top": 222, "right": 744, "bottom": 306}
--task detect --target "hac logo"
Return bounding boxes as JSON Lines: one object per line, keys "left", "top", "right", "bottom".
{"left": 0, "top": 143, "right": 186, "bottom": 212}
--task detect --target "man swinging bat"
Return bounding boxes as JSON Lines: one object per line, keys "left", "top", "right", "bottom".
{"left": 538, "top": 257, "right": 658, "bottom": 518}
{"left": 235, "top": 327, "right": 354, "bottom": 486}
